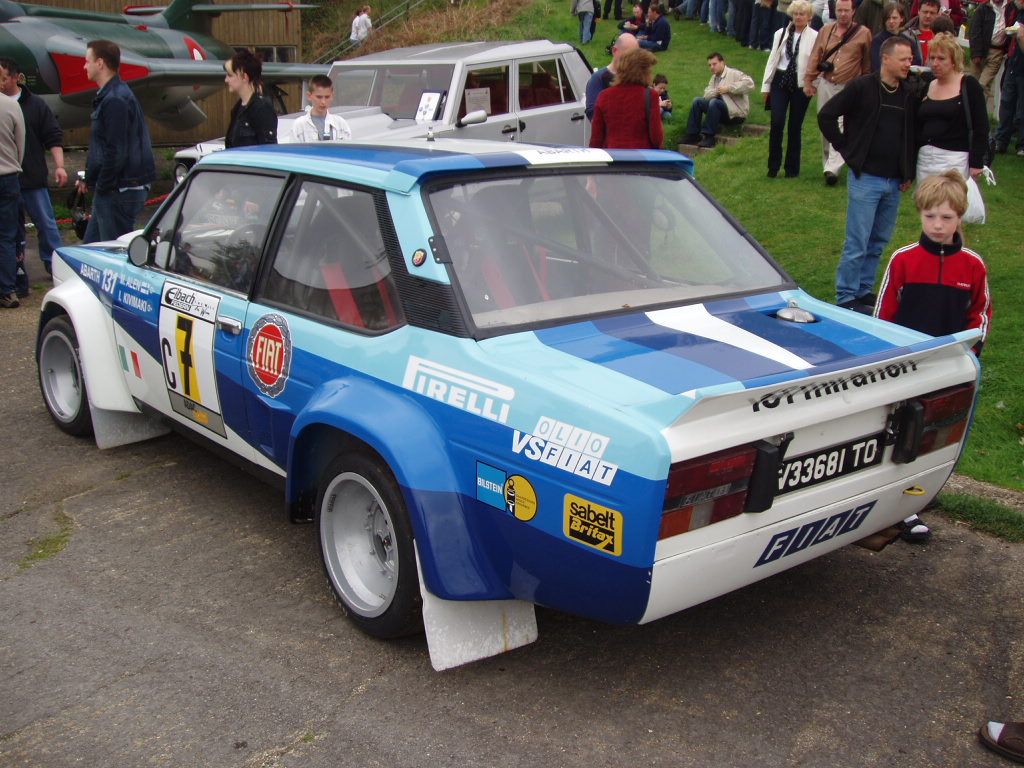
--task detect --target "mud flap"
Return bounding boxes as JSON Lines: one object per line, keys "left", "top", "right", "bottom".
{"left": 90, "top": 405, "right": 170, "bottom": 449}
{"left": 416, "top": 545, "right": 538, "bottom": 671}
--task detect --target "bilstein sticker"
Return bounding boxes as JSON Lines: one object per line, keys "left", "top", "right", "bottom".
{"left": 564, "top": 494, "right": 622, "bottom": 556}
{"left": 247, "top": 314, "right": 292, "bottom": 397}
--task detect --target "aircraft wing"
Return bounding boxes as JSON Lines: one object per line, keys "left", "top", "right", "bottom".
{"left": 51, "top": 46, "right": 328, "bottom": 104}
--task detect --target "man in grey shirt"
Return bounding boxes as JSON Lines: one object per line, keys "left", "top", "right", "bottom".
{"left": 0, "top": 88, "right": 26, "bottom": 309}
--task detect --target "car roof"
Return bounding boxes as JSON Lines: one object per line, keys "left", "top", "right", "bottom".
{"left": 200, "top": 140, "right": 695, "bottom": 194}
{"left": 328, "top": 40, "right": 578, "bottom": 68}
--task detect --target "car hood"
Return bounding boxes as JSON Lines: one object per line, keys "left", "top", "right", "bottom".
{"left": 478, "top": 290, "right": 980, "bottom": 419}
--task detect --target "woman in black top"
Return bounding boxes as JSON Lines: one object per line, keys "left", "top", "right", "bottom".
{"left": 224, "top": 50, "right": 278, "bottom": 148}
{"left": 915, "top": 32, "right": 988, "bottom": 183}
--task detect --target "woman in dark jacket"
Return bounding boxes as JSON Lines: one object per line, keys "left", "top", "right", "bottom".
{"left": 224, "top": 49, "right": 278, "bottom": 148}
{"left": 915, "top": 32, "right": 988, "bottom": 182}
{"left": 870, "top": 3, "right": 923, "bottom": 71}
{"left": 590, "top": 48, "right": 663, "bottom": 149}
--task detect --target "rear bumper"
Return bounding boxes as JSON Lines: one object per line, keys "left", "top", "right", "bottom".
{"left": 640, "top": 460, "right": 954, "bottom": 623}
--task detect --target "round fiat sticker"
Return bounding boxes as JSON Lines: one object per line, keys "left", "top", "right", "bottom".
{"left": 247, "top": 314, "right": 292, "bottom": 397}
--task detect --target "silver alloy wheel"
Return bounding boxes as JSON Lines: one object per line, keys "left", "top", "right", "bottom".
{"left": 39, "top": 327, "right": 85, "bottom": 425}
{"left": 319, "top": 471, "right": 399, "bottom": 618}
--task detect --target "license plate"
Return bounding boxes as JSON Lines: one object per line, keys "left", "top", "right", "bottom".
{"left": 777, "top": 432, "right": 886, "bottom": 495}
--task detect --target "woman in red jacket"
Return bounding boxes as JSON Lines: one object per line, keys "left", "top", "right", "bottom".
{"left": 590, "top": 48, "right": 664, "bottom": 149}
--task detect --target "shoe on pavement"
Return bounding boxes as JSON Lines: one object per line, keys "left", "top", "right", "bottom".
{"left": 979, "top": 721, "right": 1024, "bottom": 764}
{"left": 698, "top": 134, "right": 717, "bottom": 148}
{"left": 897, "top": 514, "right": 931, "bottom": 543}
{"left": 682, "top": 133, "right": 701, "bottom": 144}
{"left": 0, "top": 292, "right": 20, "bottom": 309}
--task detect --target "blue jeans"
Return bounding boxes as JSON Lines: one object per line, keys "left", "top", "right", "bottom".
{"left": 709, "top": 0, "right": 726, "bottom": 30}
{"left": 578, "top": 11, "right": 594, "bottom": 43}
{"left": 700, "top": 0, "right": 710, "bottom": 24}
{"left": 835, "top": 172, "right": 902, "bottom": 304}
{"left": 749, "top": 3, "right": 774, "bottom": 48}
{"left": 995, "top": 63, "right": 1024, "bottom": 149}
{"left": 0, "top": 173, "right": 20, "bottom": 296}
{"left": 727, "top": 0, "right": 737, "bottom": 35}
{"left": 21, "top": 186, "right": 63, "bottom": 273}
{"left": 687, "top": 97, "right": 735, "bottom": 136}
{"left": 83, "top": 188, "right": 148, "bottom": 244}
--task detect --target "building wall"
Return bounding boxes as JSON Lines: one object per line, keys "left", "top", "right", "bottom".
{"left": 33, "top": 0, "right": 306, "bottom": 147}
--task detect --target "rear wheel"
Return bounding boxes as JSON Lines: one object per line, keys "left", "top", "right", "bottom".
{"left": 316, "top": 452, "right": 421, "bottom": 638}
{"left": 37, "top": 316, "right": 93, "bottom": 437}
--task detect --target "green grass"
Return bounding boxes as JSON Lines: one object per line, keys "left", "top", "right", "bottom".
{"left": 18, "top": 511, "right": 74, "bottom": 572}
{"left": 515, "top": 6, "right": 1023, "bottom": 491}
{"left": 934, "top": 492, "right": 1024, "bottom": 541}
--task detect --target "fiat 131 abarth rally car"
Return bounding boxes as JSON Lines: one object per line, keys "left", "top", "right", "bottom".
{"left": 37, "top": 140, "right": 981, "bottom": 670}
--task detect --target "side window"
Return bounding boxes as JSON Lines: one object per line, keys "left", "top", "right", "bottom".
{"left": 258, "top": 181, "right": 405, "bottom": 332}
{"left": 458, "top": 65, "right": 510, "bottom": 119}
{"left": 518, "top": 59, "right": 576, "bottom": 110}
{"left": 154, "top": 171, "right": 285, "bottom": 294}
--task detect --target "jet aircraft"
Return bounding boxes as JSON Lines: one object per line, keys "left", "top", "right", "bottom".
{"left": 0, "top": 0, "right": 329, "bottom": 130}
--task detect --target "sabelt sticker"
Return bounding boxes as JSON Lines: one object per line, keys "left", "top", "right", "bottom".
{"left": 564, "top": 494, "right": 622, "bottom": 556}
{"left": 504, "top": 475, "right": 538, "bottom": 521}
{"left": 247, "top": 314, "right": 292, "bottom": 397}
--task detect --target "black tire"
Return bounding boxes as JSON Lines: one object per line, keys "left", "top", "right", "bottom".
{"left": 37, "top": 316, "right": 94, "bottom": 437}
{"left": 315, "top": 451, "right": 422, "bottom": 639}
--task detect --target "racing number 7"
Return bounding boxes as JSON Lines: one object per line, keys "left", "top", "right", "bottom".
{"left": 176, "top": 315, "right": 197, "bottom": 399}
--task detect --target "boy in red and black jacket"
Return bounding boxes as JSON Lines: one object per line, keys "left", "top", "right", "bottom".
{"left": 875, "top": 169, "right": 991, "bottom": 357}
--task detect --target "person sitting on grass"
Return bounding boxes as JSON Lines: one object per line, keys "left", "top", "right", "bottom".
{"left": 874, "top": 169, "right": 991, "bottom": 542}
{"left": 683, "top": 52, "right": 755, "bottom": 147}
{"left": 654, "top": 73, "right": 673, "bottom": 119}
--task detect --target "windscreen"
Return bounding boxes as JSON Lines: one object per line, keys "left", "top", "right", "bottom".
{"left": 427, "top": 170, "right": 789, "bottom": 331}
{"left": 330, "top": 64, "right": 455, "bottom": 119}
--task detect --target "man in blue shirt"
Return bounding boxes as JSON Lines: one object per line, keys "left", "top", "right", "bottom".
{"left": 585, "top": 33, "right": 640, "bottom": 120}
{"left": 638, "top": 4, "right": 672, "bottom": 51}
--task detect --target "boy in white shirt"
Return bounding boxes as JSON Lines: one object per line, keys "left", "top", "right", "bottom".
{"left": 286, "top": 75, "right": 352, "bottom": 143}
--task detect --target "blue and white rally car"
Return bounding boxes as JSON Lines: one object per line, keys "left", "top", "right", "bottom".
{"left": 37, "top": 140, "right": 980, "bottom": 669}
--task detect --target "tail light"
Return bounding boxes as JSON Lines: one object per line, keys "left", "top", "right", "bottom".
{"left": 892, "top": 382, "right": 976, "bottom": 463}
{"left": 659, "top": 444, "right": 758, "bottom": 539}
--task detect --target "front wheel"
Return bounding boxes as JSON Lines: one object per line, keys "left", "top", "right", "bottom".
{"left": 37, "top": 316, "right": 93, "bottom": 437}
{"left": 316, "top": 452, "right": 422, "bottom": 638}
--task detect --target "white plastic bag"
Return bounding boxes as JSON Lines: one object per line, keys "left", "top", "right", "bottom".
{"left": 965, "top": 175, "right": 986, "bottom": 224}
{"left": 964, "top": 167, "right": 996, "bottom": 225}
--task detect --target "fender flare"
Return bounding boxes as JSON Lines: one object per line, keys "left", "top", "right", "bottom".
{"left": 38, "top": 270, "right": 138, "bottom": 415}
{"left": 288, "top": 378, "right": 509, "bottom": 602}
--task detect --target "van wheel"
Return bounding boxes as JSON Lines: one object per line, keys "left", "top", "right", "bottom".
{"left": 316, "top": 452, "right": 422, "bottom": 638}
{"left": 38, "top": 316, "right": 93, "bottom": 437}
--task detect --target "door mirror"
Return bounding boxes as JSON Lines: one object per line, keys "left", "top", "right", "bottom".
{"left": 457, "top": 109, "right": 487, "bottom": 127}
{"left": 127, "top": 235, "right": 150, "bottom": 267}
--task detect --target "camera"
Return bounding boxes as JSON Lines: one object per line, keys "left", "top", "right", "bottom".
{"left": 818, "top": 60, "right": 835, "bottom": 73}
